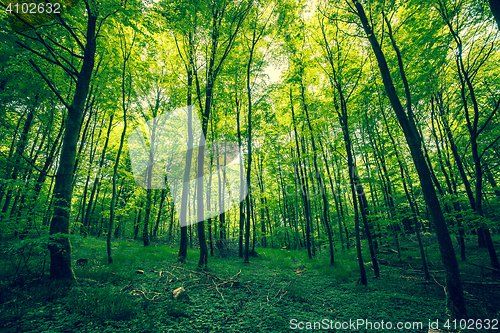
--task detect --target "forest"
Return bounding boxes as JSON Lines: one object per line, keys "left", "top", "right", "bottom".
{"left": 1, "top": 0, "right": 500, "bottom": 332}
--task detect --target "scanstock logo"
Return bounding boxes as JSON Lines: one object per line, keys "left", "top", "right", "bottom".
{"left": 128, "top": 105, "right": 247, "bottom": 227}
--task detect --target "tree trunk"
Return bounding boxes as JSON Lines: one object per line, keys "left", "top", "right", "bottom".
{"left": 153, "top": 190, "right": 166, "bottom": 239}
{"left": 290, "top": 90, "right": 312, "bottom": 259}
{"left": 301, "top": 83, "right": 334, "bottom": 265}
{"left": 48, "top": 9, "right": 97, "bottom": 281}
{"left": 108, "top": 30, "right": 133, "bottom": 263}
{"left": 489, "top": 0, "right": 500, "bottom": 30}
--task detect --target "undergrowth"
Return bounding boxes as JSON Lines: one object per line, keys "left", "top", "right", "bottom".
{"left": 0, "top": 235, "right": 498, "bottom": 332}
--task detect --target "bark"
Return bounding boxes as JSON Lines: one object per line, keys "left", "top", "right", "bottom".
{"left": 153, "top": 190, "right": 166, "bottom": 239}
{"left": 318, "top": 137, "right": 344, "bottom": 251}
{"left": 243, "top": 72, "right": 253, "bottom": 262}
{"left": 207, "top": 150, "right": 214, "bottom": 256}
{"left": 257, "top": 153, "right": 267, "bottom": 247}
{"left": 134, "top": 201, "right": 144, "bottom": 240}
{"left": 244, "top": 29, "right": 257, "bottom": 264}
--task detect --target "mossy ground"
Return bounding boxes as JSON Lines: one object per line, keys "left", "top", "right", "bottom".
{"left": 0, "top": 235, "right": 499, "bottom": 332}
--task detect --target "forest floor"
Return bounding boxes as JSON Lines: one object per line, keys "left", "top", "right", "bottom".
{"left": 0, "top": 235, "right": 499, "bottom": 333}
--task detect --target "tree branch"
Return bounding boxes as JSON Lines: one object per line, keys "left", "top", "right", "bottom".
{"left": 29, "top": 59, "right": 69, "bottom": 109}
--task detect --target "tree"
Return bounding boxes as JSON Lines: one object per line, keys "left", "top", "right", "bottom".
{"left": 108, "top": 26, "right": 136, "bottom": 264}
{"left": 12, "top": 0, "right": 100, "bottom": 280}
{"left": 348, "top": 0, "right": 466, "bottom": 317}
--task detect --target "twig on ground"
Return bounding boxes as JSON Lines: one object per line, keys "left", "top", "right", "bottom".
{"left": 170, "top": 265, "right": 223, "bottom": 280}
{"left": 214, "top": 280, "right": 225, "bottom": 301}
{"left": 271, "top": 290, "right": 287, "bottom": 306}
{"left": 131, "top": 288, "right": 163, "bottom": 301}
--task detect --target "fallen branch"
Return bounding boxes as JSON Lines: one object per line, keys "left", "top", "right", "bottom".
{"left": 466, "top": 262, "right": 500, "bottom": 273}
{"left": 130, "top": 289, "right": 164, "bottom": 302}
{"left": 230, "top": 269, "right": 241, "bottom": 280}
{"left": 271, "top": 291, "right": 287, "bottom": 306}
{"left": 213, "top": 280, "right": 225, "bottom": 301}
{"left": 169, "top": 265, "right": 223, "bottom": 280}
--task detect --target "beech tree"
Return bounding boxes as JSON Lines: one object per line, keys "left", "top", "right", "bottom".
{"left": 346, "top": 0, "right": 467, "bottom": 317}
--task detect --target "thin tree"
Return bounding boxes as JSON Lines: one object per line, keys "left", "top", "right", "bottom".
{"left": 108, "top": 28, "right": 136, "bottom": 263}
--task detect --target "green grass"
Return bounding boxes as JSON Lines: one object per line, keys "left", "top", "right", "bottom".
{"left": 67, "top": 286, "right": 138, "bottom": 321}
{"left": 0, "top": 235, "right": 499, "bottom": 332}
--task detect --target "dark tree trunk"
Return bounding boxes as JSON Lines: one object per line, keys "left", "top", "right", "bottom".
{"left": 83, "top": 113, "right": 113, "bottom": 233}
{"left": 290, "top": 90, "right": 312, "bottom": 259}
{"left": 236, "top": 93, "right": 245, "bottom": 258}
{"left": 301, "top": 83, "right": 334, "bottom": 265}
{"left": 489, "top": 0, "right": 500, "bottom": 30}
{"left": 153, "top": 190, "right": 166, "bottom": 239}
{"left": 1, "top": 107, "right": 35, "bottom": 218}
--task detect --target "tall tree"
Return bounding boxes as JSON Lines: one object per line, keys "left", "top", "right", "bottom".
{"left": 348, "top": 0, "right": 466, "bottom": 316}
{"left": 11, "top": 0, "right": 110, "bottom": 280}
{"left": 108, "top": 27, "right": 136, "bottom": 264}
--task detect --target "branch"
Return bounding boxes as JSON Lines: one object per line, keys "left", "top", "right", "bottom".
{"left": 480, "top": 134, "right": 500, "bottom": 160}
{"left": 477, "top": 95, "right": 500, "bottom": 137}
{"left": 17, "top": 148, "right": 56, "bottom": 178}
{"left": 54, "top": 13, "right": 85, "bottom": 51}
{"left": 466, "top": 261, "right": 500, "bottom": 273}
{"left": 29, "top": 59, "right": 69, "bottom": 109}
{"left": 16, "top": 40, "right": 78, "bottom": 81}
{"left": 46, "top": 35, "right": 84, "bottom": 59}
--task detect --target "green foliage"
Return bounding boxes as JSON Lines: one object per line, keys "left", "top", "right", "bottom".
{"left": 1, "top": 233, "right": 82, "bottom": 278}
{"left": 67, "top": 286, "right": 138, "bottom": 322}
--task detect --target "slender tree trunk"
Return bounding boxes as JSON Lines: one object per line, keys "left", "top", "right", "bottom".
{"left": 257, "top": 153, "right": 267, "bottom": 248}
{"left": 301, "top": 83, "right": 334, "bottom": 265}
{"left": 290, "top": 90, "right": 312, "bottom": 259}
{"left": 1, "top": 107, "right": 35, "bottom": 218}
{"left": 83, "top": 113, "right": 113, "bottom": 233}
{"left": 236, "top": 94, "right": 245, "bottom": 258}
{"left": 153, "top": 190, "right": 166, "bottom": 239}
{"left": 243, "top": 38, "right": 256, "bottom": 264}
{"left": 108, "top": 30, "right": 133, "bottom": 263}
{"left": 379, "top": 101, "right": 430, "bottom": 279}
